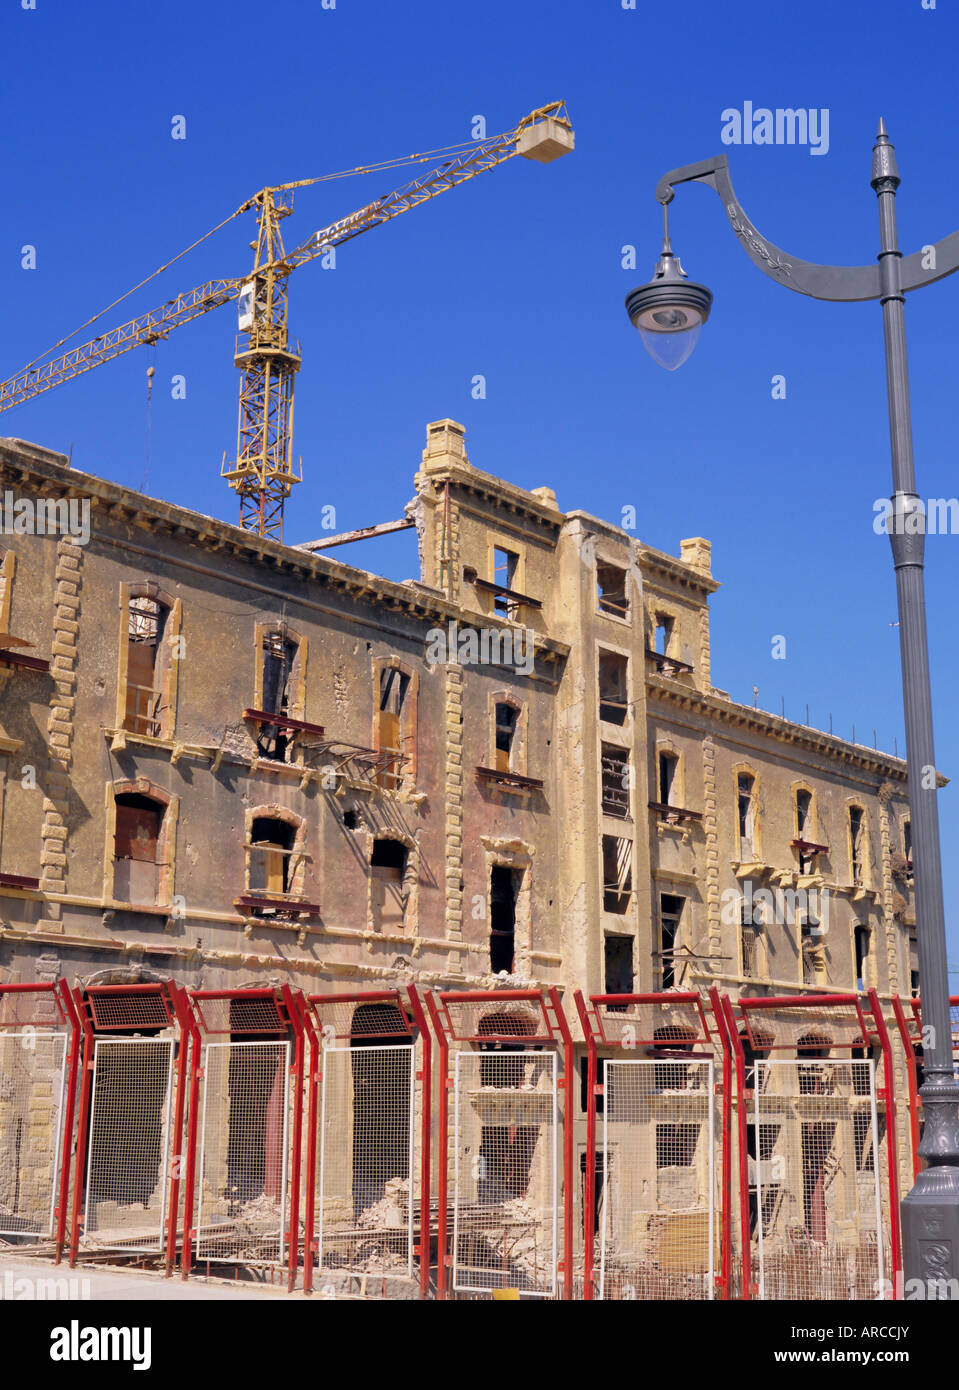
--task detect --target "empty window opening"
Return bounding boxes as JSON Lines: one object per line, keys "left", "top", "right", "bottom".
{"left": 597, "top": 562, "right": 629, "bottom": 618}
{"left": 849, "top": 806, "right": 865, "bottom": 884}
{"left": 604, "top": 934, "right": 634, "bottom": 1003}
{"left": 800, "top": 912, "right": 823, "bottom": 985}
{"left": 258, "top": 629, "right": 298, "bottom": 760}
{"left": 377, "top": 667, "right": 411, "bottom": 790}
{"left": 494, "top": 702, "right": 518, "bottom": 773}
{"left": 748, "top": 1119, "right": 782, "bottom": 1237}
{"left": 477, "top": 1012, "right": 535, "bottom": 1090}
{"left": 737, "top": 773, "right": 756, "bottom": 855}
{"left": 659, "top": 894, "right": 685, "bottom": 989}
{"left": 124, "top": 597, "right": 169, "bottom": 738}
{"left": 659, "top": 751, "right": 679, "bottom": 806}
{"left": 656, "top": 1122, "right": 700, "bottom": 1168}
{"left": 350, "top": 1003, "right": 412, "bottom": 1218}
{"left": 580, "top": 1056, "right": 606, "bottom": 1115}
{"left": 654, "top": 614, "right": 674, "bottom": 656}
{"left": 796, "top": 788, "right": 812, "bottom": 838}
{"left": 113, "top": 793, "right": 163, "bottom": 904}
{"left": 909, "top": 929, "right": 920, "bottom": 996}
{"left": 226, "top": 1038, "right": 285, "bottom": 1207}
{"left": 601, "top": 744, "right": 631, "bottom": 819}
{"left": 602, "top": 836, "right": 632, "bottom": 914}
{"left": 343, "top": 809, "right": 358, "bottom": 829}
{"left": 371, "top": 837, "right": 409, "bottom": 931}
{"left": 740, "top": 1030, "right": 773, "bottom": 1094}
{"left": 854, "top": 924, "right": 870, "bottom": 991}
{"left": 653, "top": 1024, "right": 696, "bottom": 1092}
{"left": 489, "top": 865, "right": 520, "bottom": 973}
{"left": 797, "top": 1034, "right": 832, "bottom": 1094}
{"left": 598, "top": 650, "right": 629, "bottom": 725}
{"left": 801, "top": 1121, "right": 836, "bottom": 1242}
{"left": 903, "top": 818, "right": 912, "bottom": 871}
{"left": 853, "top": 1110, "right": 875, "bottom": 1172}
{"left": 249, "top": 816, "right": 296, "bottom": 899}
{"left": 492, "top": 546, "right": 520, "bottom": 617}
{"left": 741, "top": 905, "right": 760, "bottom": 979}
{"left": 580, "top": 1149, "right": 607, "bottom": 1236}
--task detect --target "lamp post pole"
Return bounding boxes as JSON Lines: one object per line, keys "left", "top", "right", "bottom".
{"left": 633, "top": 124, "right": 959, "bottom": 1294}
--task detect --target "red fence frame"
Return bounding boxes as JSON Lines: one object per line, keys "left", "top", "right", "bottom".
{"left": 890, "top": 993, "right": 959, "bottom": 1183}
{"left": 574, "top": 987, "right": 732, "bottom": 1301}
{"left": 425, "top": 987, "right": 574, "bottom": 1299}
{"left": 68, "top": 980, "right": 192, "bottom": 1271}
{"left": 724, "top": 990, "right": 901, "bottom": 1299}
{"left": 300, "top": 986, "right": 431, "bottom": 1297}
{"left": 0, "top": 980, "right": 81, "bottom": 1261}
{"left": 183, "top": 984, "right": 304, "bottom": 1290}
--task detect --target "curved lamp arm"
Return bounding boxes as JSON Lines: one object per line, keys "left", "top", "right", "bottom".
{"left": 655, "top": 154, "right": 959, "bottom": 301}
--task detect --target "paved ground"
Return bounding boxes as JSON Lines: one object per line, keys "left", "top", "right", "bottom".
{"left": 0, "top": 1253, "right": 305, "bottom": 1300}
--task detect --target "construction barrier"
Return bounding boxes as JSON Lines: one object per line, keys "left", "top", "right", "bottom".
{"left": 724, "top": 991, "right": 901, "bottom": 1300}
{"left": 0, "top": 981, "right": 80, "bottom": 1255}
{"left": 425, "top": 988, "right": 574, "bottom": 1299}
{"left": 890, "top": 993, "right": 959, "bottom": 1183}
{"left": 301, "top": 988, "right": 431, "bottom": 1296}
{"left": 69, "top": 981, "right": 192, "bottom": 1270}
{"left": 575, "top": 989, "right": 731, "bottom": 1301}
{"left": 184, "top": 986, "right": 304, "bottom": 1288}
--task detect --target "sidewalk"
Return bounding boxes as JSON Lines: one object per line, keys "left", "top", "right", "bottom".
{"left": 0, "top": 1254, "right": 305, "bottom": 1301}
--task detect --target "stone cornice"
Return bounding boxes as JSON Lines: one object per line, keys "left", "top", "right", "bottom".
{"left": 0, "top": 439, "right": 570, "bottom": 665}
{"left": 647, "top": 673, "right": 930, "bottom": 784}
{"left": 418, "top": 461, "right": 563, "bottom": 534}
{"left": 635, "top": 545, "right": 720, "bottom": 596}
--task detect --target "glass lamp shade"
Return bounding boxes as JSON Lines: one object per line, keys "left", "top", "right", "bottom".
{"left": 626, "top": 248, "right": 713, "bottom": 371}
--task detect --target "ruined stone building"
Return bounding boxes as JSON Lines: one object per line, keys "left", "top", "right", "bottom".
{"left": 0, "top": 421, "right": 921, "bottom": 1291}
{"left": 0, "top": 421, "right": 917, "bottom": 1010}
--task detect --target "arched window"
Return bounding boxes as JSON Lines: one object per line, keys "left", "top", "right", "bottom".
{"left": 249, "top": 816, "right": 296, "bottom": 896}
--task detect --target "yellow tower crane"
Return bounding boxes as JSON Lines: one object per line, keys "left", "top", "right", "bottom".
{"left": 0, "top": 103, "right": 573, "bottom": 539}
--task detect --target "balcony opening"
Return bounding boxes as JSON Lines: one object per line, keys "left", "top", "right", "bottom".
{"left": 741, "top": 905, "right": 760, "bottom": 979}
{"left": 249, "top": 816, "right": 296, "bottom": 898}
{"left": 600, "top": 743, "right": 630, "bottom": 819}
{"left": 602, "top": 835, "right": 632, "bottom": 914}
{"left": 854, "top": 923, "right": 870, "bottom": 992}
{"left": 598, "top": 649, "right": 629, "bottom": 726}
{"left": 124, "top": 596, "right": 170, "bottom": 738}
{"left": 653, "top": 614, "right": 674, "bottom": 656}
{"left": 849, "top": 806, "right": 865, "bottom": 885}
{"left": 257, "top": 629, "right": 298, "bottom": 761}
{"left": 371, "top": 837, "right": 409, "bottom": 931}
{"left": 113, "top": 793, "right": 163, "bottom": 904}
{"left": 377, "top": 666, "right": 411, "bottom": 790}
{"left": 489, "top": 865, "right": 520, "bottom": 973}
{"left": 597, "top": 562, "right": 629, "bottom": 619}
{"left": 492, "top": 546, "right": 519, "bottom": 617}
{"left": 604, "top": 933, "right": 634, "bottom": 1005}
{"left": 659, "top": 893, "right": 684, "bottom": 988}
{"left": 659, "top": 750, "right": 679, "bottom": 806}
{"left": 494, "top": 702, "right": 518, "bottom": 773}
{"left": 737, "top": 772, "right": 756, "bottom": 856}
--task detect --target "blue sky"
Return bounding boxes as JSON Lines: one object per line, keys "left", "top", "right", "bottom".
{"left": 4, "top": 0, "right": 957, "bottom": 968}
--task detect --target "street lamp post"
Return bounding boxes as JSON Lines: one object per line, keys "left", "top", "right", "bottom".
{"left": 632, "top": 124, "right": 959, "bottom": 1295}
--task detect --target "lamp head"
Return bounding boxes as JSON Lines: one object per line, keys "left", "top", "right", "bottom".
{"left": 626, "top": 229, "right": 713, "bottom": 371}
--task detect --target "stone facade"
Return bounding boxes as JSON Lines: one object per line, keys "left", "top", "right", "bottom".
{"left": 0, "top": 424, "right": 918, "bottom": 1008}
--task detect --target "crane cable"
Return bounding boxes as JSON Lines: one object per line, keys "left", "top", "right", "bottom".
{"left": 14, "top": 132, "right": 520, "bottom": 378}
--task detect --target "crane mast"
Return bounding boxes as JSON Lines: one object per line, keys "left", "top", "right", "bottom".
{"left": 0, "top": 103, "right": 573, "bottom": 539}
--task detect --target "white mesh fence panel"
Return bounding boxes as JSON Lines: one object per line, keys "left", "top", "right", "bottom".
{"left": 317, "top": 1043, "right": 416, "bottom": 1279}
{"left": 754, "top": 1059, "right": 884, "bottom": 1300}
{"left": 83, "top": 1039, "right": 174, "bottom": 1253}
{"left": 600, "top": 1057, "right": 715, "bottom": 1300}
{"left": 0, "top": 1031, "right": 68, "bottom": 1238}
{"left": 452, "top": 1049, "right": 557, "bottom": 1296}
{"left": 195, "top": 1041, "right": 289, "bottom": 1265}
